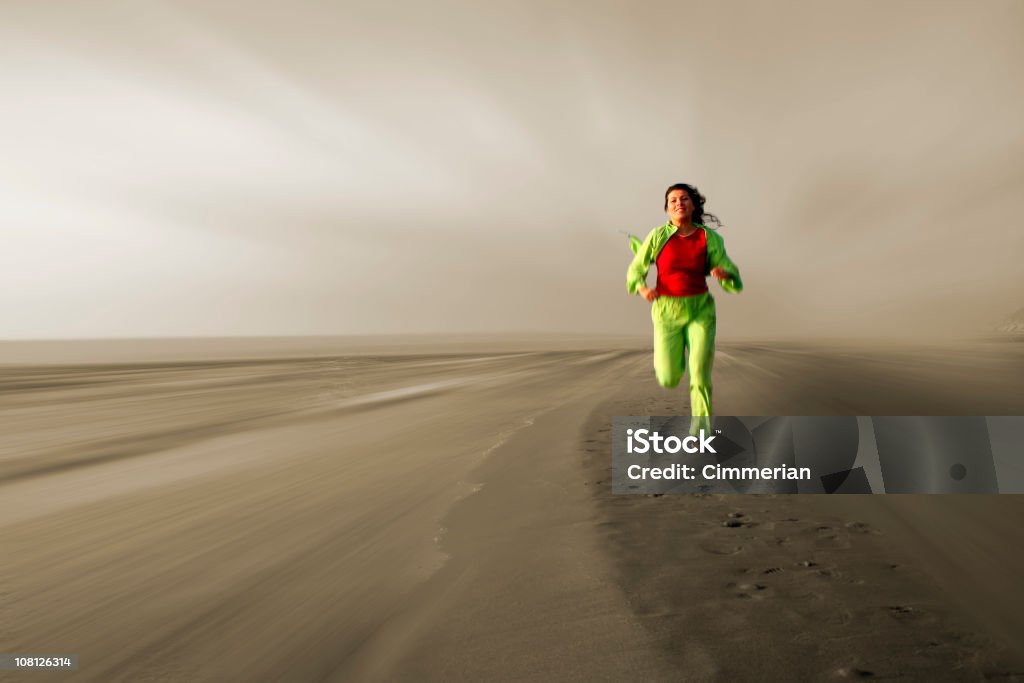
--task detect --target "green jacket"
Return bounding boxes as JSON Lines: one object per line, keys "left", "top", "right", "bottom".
{"left": 626, "top": 222, "right": 743, "bottom": 295}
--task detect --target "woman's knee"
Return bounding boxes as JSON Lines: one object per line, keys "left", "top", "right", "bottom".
{"left": 689, "top": 377, "right": 713, "bottom": 394}
{"left": 656, "top": 368, "right": 683, "bottom": 388}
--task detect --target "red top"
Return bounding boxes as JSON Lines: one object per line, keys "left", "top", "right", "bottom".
{"left": 655, "top": 228, "right": 708, "bottom": 297}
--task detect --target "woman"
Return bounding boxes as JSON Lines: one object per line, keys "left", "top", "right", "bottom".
{"left": 626, "top": 183, "right": 743, "bottom": 436}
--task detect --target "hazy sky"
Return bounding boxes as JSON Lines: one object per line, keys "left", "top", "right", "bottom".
{"left": 2, "top": 0, "right": 1022, "bottom": 340}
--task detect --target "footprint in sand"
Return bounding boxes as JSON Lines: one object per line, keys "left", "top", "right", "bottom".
{"left": 728, "top": 582, "right": 772, "bottom": 600}
{"left": 807, "top": 525, "right": 852, "bottom": 549}
{"left": 886, "top": 605, "right": 933, "bottom": 623}
{"left": 722, "top": 519, "right": 755, "bottom": 528}
{"left": 832, "top": 666, "right": 877, "bottom": 679}
{"left": 699, "top": 540, "right": 744, "bottom": 555}
{"left": 722, "top": 512, "right": 757, "bottom": 528}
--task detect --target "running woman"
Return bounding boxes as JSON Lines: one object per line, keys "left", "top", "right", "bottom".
{"left": 626, "top": 183, "right": 743, "bottom": 435}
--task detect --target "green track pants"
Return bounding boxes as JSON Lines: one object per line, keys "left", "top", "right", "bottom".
{"left": 651, "top": 292, "right": 716, "bottom": 435}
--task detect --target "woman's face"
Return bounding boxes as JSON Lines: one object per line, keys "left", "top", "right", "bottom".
{"left": 666, "top": 189, "right": 695, "bottom": 224}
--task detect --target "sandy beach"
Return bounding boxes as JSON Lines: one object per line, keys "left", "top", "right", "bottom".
{"left": 5, "top": 0, "right": 1024, "bottom": 679}
{"left": 2, "top": 336, "right": 1023, "bottom": 681}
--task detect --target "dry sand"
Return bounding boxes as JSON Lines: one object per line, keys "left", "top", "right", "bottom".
{"left": 1, "top": 337, "right": 1023, "bottom": 681}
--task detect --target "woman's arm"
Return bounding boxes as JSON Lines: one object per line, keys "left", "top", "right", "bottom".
{"left": 708, "top": 234, "right": 743, "bottom": 294}
{"left": 626, "top": 229, "right": 658, "bottom": 295}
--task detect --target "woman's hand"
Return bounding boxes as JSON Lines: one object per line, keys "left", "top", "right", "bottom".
{"left": 710, "top": 267, "right": 730, "bottom": 281}
{"left": 638, "top": 286, "right": 659, "bottom": 302}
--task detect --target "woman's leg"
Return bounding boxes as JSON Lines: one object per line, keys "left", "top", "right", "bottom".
{"left": 652, "top": 300, "right": 685, "bottom": 389}
{"left": 684, "top": 294, "right": 717, "bottom": 434}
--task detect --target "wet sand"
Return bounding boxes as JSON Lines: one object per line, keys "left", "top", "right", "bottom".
{"left": 1, "top": 337, "right": 1023, "bottom": 681}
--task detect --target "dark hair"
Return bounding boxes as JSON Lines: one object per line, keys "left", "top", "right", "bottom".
{"left": 664, "top": 183, "right": 721, "bottom": 228}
